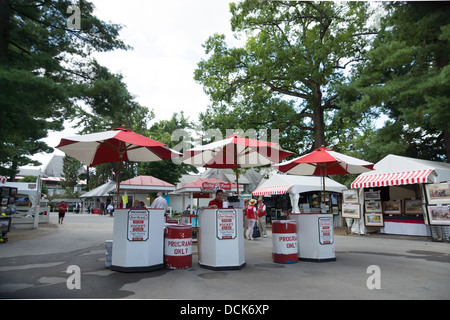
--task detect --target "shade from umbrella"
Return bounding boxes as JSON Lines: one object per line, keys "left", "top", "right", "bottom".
{"left": 273, "top": 145, "right": 374, "bottom": 205}
{"left": 182, "top": 134, "right": 294, "bottom": 194}
{"left": 56, "top": 126, "right": 181, "bottom": 207}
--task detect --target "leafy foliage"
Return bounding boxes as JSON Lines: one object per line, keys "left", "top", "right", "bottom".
{"left": 195, "top": 1, "right": 377, "bottom": 154}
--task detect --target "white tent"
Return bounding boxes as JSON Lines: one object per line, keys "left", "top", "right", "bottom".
{"left": 252, "top": 174, "right": 346, "bottom": 213}
{"left": 253, "top": 174, "right": 347, "bottom": 195}
{"left": 351, "top": 154, "right": 450, "bottom": 189}
{"left": 350, "top": 154, "right": 450, "bottom": 239}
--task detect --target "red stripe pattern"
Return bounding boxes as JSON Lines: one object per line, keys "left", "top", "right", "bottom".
{"left": 252, "top": 185, "right": 292, "bottom": 196}
{"left": 351, "top": 169, "right": 432, "bottom": 189}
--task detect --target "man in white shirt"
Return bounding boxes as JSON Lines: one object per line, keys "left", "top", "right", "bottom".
{"left": 150, "top": 192, "right": 168, "bottom": 212}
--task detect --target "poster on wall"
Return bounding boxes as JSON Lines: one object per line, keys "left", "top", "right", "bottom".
{"left": 127, "top": 208, "right": 149, "bottom": 241}
{"left": 342, "top": 203, "right": 360, "bottom": 218}
{"left": 318, "top": 217, "right": 334, "bottom": 245}
{"left": 364, "top": 213, "right": 384, "bottom": 227}
{"left": 216, "top": 209, "right": 237, "bottom": 240}
{"left": 425, "top": 183, "right": 450, "bottom": 205}
{"left": 343, "top": 189, "right": 358, "bottom": 203}
{"left": 427, "top": 205, "right": 450, "bottom": 226}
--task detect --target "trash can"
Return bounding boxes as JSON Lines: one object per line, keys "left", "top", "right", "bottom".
{"left": 272, "top": 220, "right": 298, "bottom": 264}
{"left": 164, "top": 224, "right": 192, "bottom": 269}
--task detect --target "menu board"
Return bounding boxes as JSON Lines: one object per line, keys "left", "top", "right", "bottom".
{"left": 216, "top": 209, "right": 237, "bottom": 240}
{"left": 127, "top": 208, "right": 149, "bottom": 241}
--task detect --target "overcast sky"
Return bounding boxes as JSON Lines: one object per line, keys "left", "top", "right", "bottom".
{"left": 29, "top": 0, "right": 239, "bottom": 169}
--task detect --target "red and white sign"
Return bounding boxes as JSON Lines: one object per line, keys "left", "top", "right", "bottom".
{"left": 164, "top": 225, "right": 193, "bottom": 269}
{"left": 127, "top": 209, "right": 149, "bottom": 241}
{"left": 202, "top": 181, "right": 232, "bottom": 191}
{"left": 272, "top": 220, "right": 298, "bottom": 264}
{"left": 216, "top": 209, "right": 237, "bottom": 240}
{"left": 318, "top": 217, "right": 334, "bottom": 245}
{"left": 272, "top": 233, "right": 297, "bottom": 255}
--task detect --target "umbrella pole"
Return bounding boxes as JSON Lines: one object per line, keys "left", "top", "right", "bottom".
{"left": 321, "top": 165, "right": 326, "bottom": 205}
{"left": 234, "top": 144, "right": 239, "bottom": 195}
{"left": 116, "top": 157, "right": 123, "bottom": 209}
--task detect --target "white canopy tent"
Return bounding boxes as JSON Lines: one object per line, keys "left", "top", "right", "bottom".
{"left": 351, "top": 154, "right": 450, "bottom": 188}
{"left": 350, "top": 154, "right": 450, "bottom": 239}
{"left": 253, "top": 174, "right": 346, "bottom": 213}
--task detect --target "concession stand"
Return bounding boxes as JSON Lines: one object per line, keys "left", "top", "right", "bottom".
{"left": 273, "top": 146, "right": 374, "bottom": 261}
{"left": 350, "top": 154, "right": 450, "bottom": 241}
{"left": 181, "top": 134, "right": 293, "bottom": 269}
{"left": 252, "top": 174, "right": 346, "bottom": 224}
{"left": 56, "top": 126, "right": 182, "bottom": 272}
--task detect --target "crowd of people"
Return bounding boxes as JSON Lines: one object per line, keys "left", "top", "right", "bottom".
{"left": 58, "top": 190, "right": 269, "bottom": 236}
{"left": 56, "top": 192, "right": 169, "bottom": 224}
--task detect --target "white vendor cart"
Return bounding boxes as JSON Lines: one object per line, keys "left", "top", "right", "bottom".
{"left": 198, "top": 208, "right": 245, "bottom": 270}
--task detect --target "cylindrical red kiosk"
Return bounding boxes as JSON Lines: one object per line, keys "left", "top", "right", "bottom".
{"left": 272, "top": 220, "right": 298, "bottom": 264}
{"left": 164, "top": 224, "right": 192, "bottom": 269}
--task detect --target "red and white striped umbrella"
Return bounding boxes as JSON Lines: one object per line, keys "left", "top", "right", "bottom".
{"left": 56, "top": 126, "right": 180, "bottom": 167}
{"left": 56, "top": 126, "right": 181, "bottom": 206}
{"left": 273, "top": 145, "right": 374, "bottom": 204}
{"left": 273, "top": 146, "right": 374, "bottom": 176}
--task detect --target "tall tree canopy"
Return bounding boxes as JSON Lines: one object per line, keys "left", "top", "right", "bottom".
{"left": 138, "top": 112, "right": 199, "bottom": 185}
{"left": 195, "top": 0, "right": 377, "bottom": 155}
{"left": 342, "top": 1, "right": 450, "bottom": 162}
{"left": 0, "top": 0, "right": 129, "bottom": 179}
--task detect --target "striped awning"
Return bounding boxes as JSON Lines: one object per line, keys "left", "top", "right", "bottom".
{"left": 252, "top": 185, "right": 292, "bottom": 196}
{"left": 351, "top": 169, "right": 433, "bottom": 189}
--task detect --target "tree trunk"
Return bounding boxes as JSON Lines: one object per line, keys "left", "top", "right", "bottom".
{"left": 0, "top": 0, "right": 10, "bottom": 59}
{"left": 312, "top": 85, "right": 326, "bottom": 149}
{"left": 312, "top": 107, "right": 326, "bottom": 150}
{"left": 443, "top": 128, "right": 450, "bottom": 163}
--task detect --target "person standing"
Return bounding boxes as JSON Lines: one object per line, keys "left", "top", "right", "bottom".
{"left": 257, "top": 198, "right": 267, "bottom": 238}
{"left": 100, "top": 201, "right": 106, "bottom": 215}
{"left": 150, "top": 192, "right": 168, "bottom": 212}
{"left": 245, "top": 199, "right": 257, "bottom": 240}
{"left": 57, "top": 201, "right": 67, "bottom": 224}
{"left": 243, "top": 198, "right": 249, "bottom": 239}
{"left": 107, "top": 202, "right": 114, "bottom": 217}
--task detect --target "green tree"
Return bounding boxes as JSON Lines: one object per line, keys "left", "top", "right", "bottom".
{"left": 195, "top": 0, "right": 377, "bottom": 154}
{"left": 69, "top": 62, "right": 156, "bottom": 190}
{"left": 344, "top": 2, "right": 450, "bottom": 162}
{"left": 0, "top": 0, "right": 129, "bottom": 179}
{"left": 60, "top": 155, "right": 83, "bottom": 191}
{"left": 138, "top": 112, "right": 199, "bottom": 185}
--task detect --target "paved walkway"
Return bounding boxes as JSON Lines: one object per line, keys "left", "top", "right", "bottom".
{"left": 0, "top": 213, "right": 449, "bottom": 300}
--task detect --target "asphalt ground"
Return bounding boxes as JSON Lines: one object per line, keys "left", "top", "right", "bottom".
{"left": 0, "top": 212, "right": 449, "bottom": 303}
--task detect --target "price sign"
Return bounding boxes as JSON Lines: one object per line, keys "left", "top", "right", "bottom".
{"left": 127, "top": 208, "right": 149, "bottom": 241}
{"left": 318, "top": 217, "right": 334, "bottom": 245}
{"left": 216, "top": 209, "right": 237, "bottom": 240}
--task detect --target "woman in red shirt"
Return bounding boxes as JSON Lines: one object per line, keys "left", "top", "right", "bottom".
{"left": 245, "top": 199, "right": 257, "bottom": 240}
